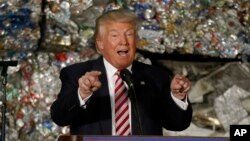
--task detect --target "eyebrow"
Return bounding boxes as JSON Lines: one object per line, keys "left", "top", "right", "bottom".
{"left": 109, "top": 28, "right": 135, "bottom": 33}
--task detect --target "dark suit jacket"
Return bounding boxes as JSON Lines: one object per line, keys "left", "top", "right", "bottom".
{"left": 50, "top": 57, "right": 192, "bottom": 135}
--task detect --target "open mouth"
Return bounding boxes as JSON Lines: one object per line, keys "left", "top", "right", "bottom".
{"left": 117, "top": 50, "right": 129, "bottom": 56}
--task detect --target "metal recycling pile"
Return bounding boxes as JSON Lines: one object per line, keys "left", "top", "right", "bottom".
{"left": 0, "top": 0, "right": 250, "bottom": 140}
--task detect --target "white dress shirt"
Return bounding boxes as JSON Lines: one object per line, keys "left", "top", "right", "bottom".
{"left": 78, "top": 58, "right": 188, "bottom": 135}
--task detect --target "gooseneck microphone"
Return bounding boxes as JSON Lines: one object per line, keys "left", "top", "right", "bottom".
{"left": 120, "top": 69, "right": 143, "bottom": 135}
{"left": 120, "top": 69, "right": 134, "bottom": 89}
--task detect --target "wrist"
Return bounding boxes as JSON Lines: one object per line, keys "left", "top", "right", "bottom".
{"left": 78, "top": 88, "right": 91, "bottom": 100}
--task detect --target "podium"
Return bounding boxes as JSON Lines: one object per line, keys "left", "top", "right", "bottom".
{"left": 57, "top": 135, "right": 229, "bottom": 141}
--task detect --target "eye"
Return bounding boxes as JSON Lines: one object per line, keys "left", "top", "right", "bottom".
{"left": 111, "top": 34, "right": 118, "bottom": 37}
{"left": 127, "top": 33, "right": 133, "bottom": 36}
{"left": 126, "top": 31, "right": 135, "bottom": 37}
{"left": 110, "top": 31, "right": 119, "bottom": 37}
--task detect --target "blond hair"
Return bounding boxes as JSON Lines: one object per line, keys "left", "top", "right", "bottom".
{"left": 94, "top": 9, "right": 138, "bottom": 39}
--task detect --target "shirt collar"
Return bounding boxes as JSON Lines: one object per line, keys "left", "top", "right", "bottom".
{"left": 103, "top": 58, "right": 132, "bottom": 77}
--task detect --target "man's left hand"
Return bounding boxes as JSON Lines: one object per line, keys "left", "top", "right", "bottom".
{"left": 170, "top": 74, "right": 192, "bottom": 100}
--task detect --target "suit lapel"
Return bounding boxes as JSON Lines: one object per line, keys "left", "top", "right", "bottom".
{"left": 92, "top": 57, "right": 112, "bottom": 135}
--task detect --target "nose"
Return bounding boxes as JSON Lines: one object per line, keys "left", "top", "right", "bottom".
{"left": 120, "top": 34, "right": 128, "bottom": 45}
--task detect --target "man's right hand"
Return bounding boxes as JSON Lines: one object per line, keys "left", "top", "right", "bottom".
{"left": 78, "top": 71, "right": 102, "bottom": 99}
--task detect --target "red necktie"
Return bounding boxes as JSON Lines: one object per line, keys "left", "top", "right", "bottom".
{"left": 114, "top": 72, "right": 131, "bottom": 136}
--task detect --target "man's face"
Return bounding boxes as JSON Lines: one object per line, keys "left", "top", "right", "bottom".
{"left": 96, "top": 22, "right": 137, "bottom": 70}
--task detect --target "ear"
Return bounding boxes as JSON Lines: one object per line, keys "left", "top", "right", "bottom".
{"left": 96, "top": 38, "right": 104, "bottom": 50}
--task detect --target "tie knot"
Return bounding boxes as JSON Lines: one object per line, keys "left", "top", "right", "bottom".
{"left": 115, "top": 70, "right": 121, "bottom": 76}
{"left": 115, "top": 71, "right": 122, "bottom": 83}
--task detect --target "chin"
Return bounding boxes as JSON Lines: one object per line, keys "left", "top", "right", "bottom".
{"left": 116, "top": 62, "right": 130, "bottom": 69}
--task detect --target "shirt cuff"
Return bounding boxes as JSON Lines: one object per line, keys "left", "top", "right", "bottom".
{"left": 171, "top": 92, "right": 188, "bottom": 110}
{"left": 78, "top": 88, "right": 92, "bottom": 108}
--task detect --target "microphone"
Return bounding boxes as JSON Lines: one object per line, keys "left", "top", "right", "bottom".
{"left": 120, "top": 69, "right": 134, "bottom": 89}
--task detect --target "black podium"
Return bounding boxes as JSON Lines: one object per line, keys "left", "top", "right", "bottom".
{"left": 57, "top": 135, "right": 229, "bottom": 141}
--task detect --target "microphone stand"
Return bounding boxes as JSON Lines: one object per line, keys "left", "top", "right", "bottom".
{"left": 0, "top": 61, "right": 18, "bottom": 141}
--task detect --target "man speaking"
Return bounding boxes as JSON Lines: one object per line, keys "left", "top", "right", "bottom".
{"left": 50, "top": 8, "right": 193, "bottom": 136}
